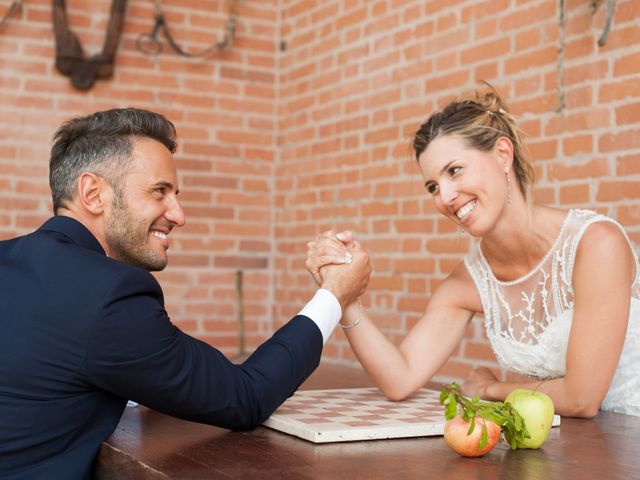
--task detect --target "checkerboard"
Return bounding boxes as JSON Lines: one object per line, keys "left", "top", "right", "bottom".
{"left": 263, "top": 387, "right": 447, "bottom": 443}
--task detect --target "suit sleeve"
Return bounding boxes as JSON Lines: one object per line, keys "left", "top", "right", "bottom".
{"left": 84, "top": 268, "right": 323, "bottom": 430}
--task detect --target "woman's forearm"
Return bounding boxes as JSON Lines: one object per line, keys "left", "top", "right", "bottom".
{"left": 341, "top": 302, "right": 470, "bottom": 401}
{"left": 484, "top": 377, "right": 603, "bottom": 418}
{"left": 341, "top": 304, "right": 421, "bottom": 400}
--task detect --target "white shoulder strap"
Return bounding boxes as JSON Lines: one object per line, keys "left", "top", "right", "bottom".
{"left": 564, "top": 209, "right": 639, "bottom": 284}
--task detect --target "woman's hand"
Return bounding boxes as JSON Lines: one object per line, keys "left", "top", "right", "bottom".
{"left": 306, "top": 230, "right": 355, "bottom": 286}
{"left": 461, "top": 367, "right": 499, "bottom": 399}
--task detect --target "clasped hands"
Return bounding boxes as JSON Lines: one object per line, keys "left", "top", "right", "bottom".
{"left": 305, "top": 230, "right": 371, "bottom": 311}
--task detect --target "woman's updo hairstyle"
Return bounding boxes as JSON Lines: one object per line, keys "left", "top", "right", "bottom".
{"left": 413, "top": 86, "right": 535, "bottom": 199}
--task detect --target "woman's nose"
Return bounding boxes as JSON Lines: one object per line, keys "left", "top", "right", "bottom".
{"left": 439, "top": 181, "right": 458, "bottom": 205}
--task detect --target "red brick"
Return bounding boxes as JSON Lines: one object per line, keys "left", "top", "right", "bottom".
{"left": 336, "top": 7, "right": 367, "bottom": 30}
{"left": 461, "top": 38, "right": 510, "bottom": 65}
{"left": 596, "top": 181, "right": 640, "bottom": 201}
{"left": 397, "top": 296, "right": 428, "bottom": 313}
{"left": 616, "top": 103, "right": 640, "bottom": 125}
{"left": 515, "top": 28, "right": 542, "bottom": 50}
{"left": 463, "top": 342, "right": 497, "bottom": 361}
{"left": 528, "top": 139, "right": 558, "bottom": 160}
{"left": 560, "top": 184, "right": 591, "bottom": 204}
{"left": 545, "top": 109, "right": 610, "bottom": 135}
{"left": 599, "top": 78, "right": 640, "bottom": 102}
{"left": 617, "top": 154, "right": 640, "bottom": 176}
{"left": 564, "top": 60, "right": 608, "bottom": 86}
{"left": 562, "top": 135, "right": 594, "bottom": 156}
{"left": 505, "top": 46, "right": 557, "bottom": 75}
{"left": 425, "top": 70, "right": 470, "bottom": 93}
{"left": 427, "top": 237, "right": 470, "bottom": 254}
{"left": 599, "top": 129, "right": 640, "bottom": 152}
{"left": 617, "top": 205, "right": 640, "bottom": 226}
{"left": 393, "top": 258, "right": 436, "bottom": 274}
{"left": 533, "top": 187, "right": 556, "bottom": 204}
{"left": 461, "top": 0, "right": 510, "bottom": 22}
{"left": 214, "top": 256, "right": 268, "bottom": 269}
{"left": 565, "top": 35, "right": 596, "bottom": 60}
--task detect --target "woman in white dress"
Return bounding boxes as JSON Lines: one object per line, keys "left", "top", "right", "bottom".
{"left": 306, "top": 88, "right": 639, "bottom": 417}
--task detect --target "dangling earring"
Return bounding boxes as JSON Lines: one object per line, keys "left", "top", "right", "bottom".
{"left": 505, "top": 169, "right": 512, "bottom": 205}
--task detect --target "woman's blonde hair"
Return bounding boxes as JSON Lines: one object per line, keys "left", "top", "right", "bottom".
{"left": 412, "top": 86, "right": 535, "bottom": 199}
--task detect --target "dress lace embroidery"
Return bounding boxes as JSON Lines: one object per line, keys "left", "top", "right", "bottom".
{"left": 464, "top": 209, "right": 640, "bottom": 416}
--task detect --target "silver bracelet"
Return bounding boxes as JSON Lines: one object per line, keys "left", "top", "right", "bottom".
{"left": 339, "top": 299, "right": 363, "bottom": 329}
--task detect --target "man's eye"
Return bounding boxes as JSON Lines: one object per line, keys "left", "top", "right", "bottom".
{"left": 426, "top": 183, "right": 439, "bottom": 195}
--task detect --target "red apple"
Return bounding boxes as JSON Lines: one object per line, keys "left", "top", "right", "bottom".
{"left": 443, "top": 415, "right": 501, "bottom": 457}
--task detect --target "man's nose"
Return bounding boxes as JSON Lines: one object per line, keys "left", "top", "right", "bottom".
{"left": 166, "top": 196, "right": 186, "bottom": 227}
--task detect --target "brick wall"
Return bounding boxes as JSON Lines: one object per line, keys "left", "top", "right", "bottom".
{"left": 1, "top": 0, "right": 639, "bottom": 384}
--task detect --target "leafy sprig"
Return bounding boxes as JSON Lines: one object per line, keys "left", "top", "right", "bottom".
{"left": 439, "top": 382, "right": 530, "bottom": 449}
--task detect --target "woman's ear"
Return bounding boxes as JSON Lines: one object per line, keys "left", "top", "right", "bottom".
{"left": 77, "top": 173, "right": 110, "bottom": 215}
{"left": 494, "top": 136, "right": 514, "bottom": 170}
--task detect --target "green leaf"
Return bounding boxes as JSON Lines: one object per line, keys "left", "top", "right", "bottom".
{"left": 466, "top": 415, "right": 476, "bottom": 436}
{"left": 479, "top": 421, "right": 488, "bottom": 449}
{"left": 444, "top": 393, "right": 457, "bottom": 420}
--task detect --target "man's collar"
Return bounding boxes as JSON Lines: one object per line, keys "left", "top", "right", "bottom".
{"left": 38, "top": 216, "right": 106, "bottom": 256}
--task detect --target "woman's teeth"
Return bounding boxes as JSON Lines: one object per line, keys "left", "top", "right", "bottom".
{"left": 456, "top": 201, "right": 476, "bottom": 220}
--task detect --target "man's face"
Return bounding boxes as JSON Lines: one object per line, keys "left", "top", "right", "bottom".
{"left": 104, "top": 138, "right": 185, "bottom": 271}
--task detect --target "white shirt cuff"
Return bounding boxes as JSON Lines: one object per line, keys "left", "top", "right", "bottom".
{"left": 297, "top": 289, "right": 342, "bottom": 344}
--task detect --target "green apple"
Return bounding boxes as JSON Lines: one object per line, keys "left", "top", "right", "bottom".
{"left": 505, "top": 389, "right": 555, "bottom": 449}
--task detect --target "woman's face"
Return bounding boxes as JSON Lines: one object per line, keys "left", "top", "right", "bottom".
{"left": 417, "top": 134, "right": 511, "bottom": 236}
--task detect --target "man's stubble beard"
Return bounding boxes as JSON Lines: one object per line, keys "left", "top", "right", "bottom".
{"left": 104, "top": 191, "right": 168, "bottom": 272}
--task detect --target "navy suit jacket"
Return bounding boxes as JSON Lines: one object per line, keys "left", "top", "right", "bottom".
{"left": 0, "top": 216, "right": 323, "bottom": 479}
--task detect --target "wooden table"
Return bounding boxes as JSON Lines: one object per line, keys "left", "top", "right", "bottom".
{"left": 96, "top": 363, "right": 638, "bottom": 479}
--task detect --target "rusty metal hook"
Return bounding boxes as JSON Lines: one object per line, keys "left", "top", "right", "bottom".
{"left": 136, "top": 0, "right": 240, "bottom": 58}
{"left": 135, "top": 12, "right": 164, "bottom": 55}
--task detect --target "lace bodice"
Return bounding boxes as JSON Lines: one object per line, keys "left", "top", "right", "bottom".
{"left": 465, "top": 209, "right": 640, "bottom": 416}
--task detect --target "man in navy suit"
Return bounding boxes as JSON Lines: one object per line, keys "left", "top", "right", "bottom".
{"left": 0, "top": 108, "right": 370, "bottom": 479}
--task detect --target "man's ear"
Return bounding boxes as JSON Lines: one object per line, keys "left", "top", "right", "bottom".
{"left": 77, "top": 173, "right": 110, "bottom": 215}
{"left": 494, "top": 136, "right": 514, "bottom": 170}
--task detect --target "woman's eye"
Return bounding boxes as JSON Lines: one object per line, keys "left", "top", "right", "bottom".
{"left": 426, "top": 183, "right": 439, "bottom": 195}
{"left": 448, "top": 166, "right": 462, "bottom": 176}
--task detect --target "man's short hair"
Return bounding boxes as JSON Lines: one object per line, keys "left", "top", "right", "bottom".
{"left": 49, "top": 108, "right": 177, "bottom": 213}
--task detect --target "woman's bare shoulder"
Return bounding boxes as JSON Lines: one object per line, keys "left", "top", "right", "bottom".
{"left": 575, "top": 219, "right": 635, "bottom": 286}
{"left": 578, "top": 218, "right": 631, "bottom": 253}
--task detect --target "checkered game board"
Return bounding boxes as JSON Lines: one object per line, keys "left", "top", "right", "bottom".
{"left": 263, "top": 387, "right": 447, "bottom": 443}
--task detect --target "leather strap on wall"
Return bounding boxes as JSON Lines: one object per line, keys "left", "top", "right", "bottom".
{"left": 53, "top": 0, "right": 128, "bottom": 90}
